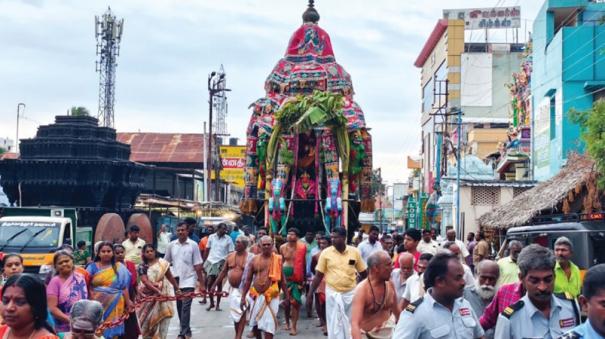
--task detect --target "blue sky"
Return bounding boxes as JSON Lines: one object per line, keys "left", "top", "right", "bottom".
{"left": 0, "top": 0, "right": 541, "bottom": 183}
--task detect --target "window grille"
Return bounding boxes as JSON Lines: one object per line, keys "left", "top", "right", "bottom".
{"left": 471, "top": 187, "right": 500, "bottom": 206}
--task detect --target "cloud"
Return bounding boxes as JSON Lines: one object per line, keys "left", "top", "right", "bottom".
{"left": 0, "top": 0, "right": 542, "bottom": 184}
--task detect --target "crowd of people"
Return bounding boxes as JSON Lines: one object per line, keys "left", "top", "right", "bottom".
{"left": 1, "top": 219, "right": 604, "bottom": 339}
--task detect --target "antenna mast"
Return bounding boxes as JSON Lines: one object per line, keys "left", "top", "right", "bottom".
{"left": 95, "top": 7, "right": 124, "bottom": 128}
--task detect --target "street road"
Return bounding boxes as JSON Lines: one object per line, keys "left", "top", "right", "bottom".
{"left": 167, "top": 297, "right": 322, "bottom": 339}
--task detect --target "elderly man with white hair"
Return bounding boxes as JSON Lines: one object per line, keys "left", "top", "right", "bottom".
{"left": 65, "top": 300, "right": 104, "bottom": 339}
{"left": 463, "top": 260, "right": 499, "bottom": 339}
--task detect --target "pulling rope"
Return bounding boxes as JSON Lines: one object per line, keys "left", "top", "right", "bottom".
{"left": 95, "top": 290, "right": 229, "bottom": 336}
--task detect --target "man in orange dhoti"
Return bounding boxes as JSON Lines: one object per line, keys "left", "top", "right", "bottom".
{"left": 241, "top": 236, "right": 289, "bottom": 339}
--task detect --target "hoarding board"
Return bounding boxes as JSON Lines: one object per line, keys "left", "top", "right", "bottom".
{"left": 443, "top": 7, "right": 521, "bottom": 30}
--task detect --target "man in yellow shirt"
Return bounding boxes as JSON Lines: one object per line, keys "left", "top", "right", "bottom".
{"left": 497, "top": 240, "right": 523, "bottom": 286}
{"left": 307, "top": 227, "right": 367, "bottom": 339}
{"left": 553, "top": 236, "right": 582, "bottom": 297}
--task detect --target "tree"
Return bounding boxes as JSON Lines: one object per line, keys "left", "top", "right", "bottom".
{"left": 571, "top": 99, "right": 605, "bottom": 188}
{"left": 0, "top": 147, "right": 5, "bottom": 155}
{"left": 70, "top": 106, "right": 90, "bottom": 117}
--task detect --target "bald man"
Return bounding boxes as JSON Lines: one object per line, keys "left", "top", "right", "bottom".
{"left": 351, "top": 251, "right": 400, "bottom": 339}
{"left": 391, "top": 252, "right": 415, "bottom": 309}
{"left": 464, "top": 260, "right": 500, "bottom": 339}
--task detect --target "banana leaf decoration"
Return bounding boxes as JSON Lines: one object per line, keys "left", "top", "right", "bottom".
{"left": 265, "top": 90, "right": 353, "bottom": 230}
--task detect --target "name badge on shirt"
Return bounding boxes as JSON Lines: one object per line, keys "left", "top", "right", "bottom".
{"left": 459, "top": 307, "right": 471, "bottom": 316}
{"left": 559, "top": 317, "right": 576, "bottom": 328}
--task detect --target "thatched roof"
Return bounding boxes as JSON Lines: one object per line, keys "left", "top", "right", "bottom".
{"left": 479, "top": 154, "right": 597, "bottom": 229}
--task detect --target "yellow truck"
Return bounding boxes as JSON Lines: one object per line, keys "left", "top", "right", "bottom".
{"left": 0, "top": 207, "right": 92, "bottom": 275}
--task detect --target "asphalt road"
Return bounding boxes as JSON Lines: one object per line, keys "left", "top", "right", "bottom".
{"left": 167, "top": 296, "right": 324, "bottom": 339}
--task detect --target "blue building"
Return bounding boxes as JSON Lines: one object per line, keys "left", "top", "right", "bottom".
{"left": 532, "top": 0, "right": 605, "bottom": 181}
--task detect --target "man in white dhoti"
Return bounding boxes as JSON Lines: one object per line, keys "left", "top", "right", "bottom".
{"left": 307, "top": 227, "right": 368, "bottom": 339}
{"left": 211, "top": 235, "right": 254, "bottom": 339}
{"left": 241, "top": 236, "right": 289, "bottom": 339}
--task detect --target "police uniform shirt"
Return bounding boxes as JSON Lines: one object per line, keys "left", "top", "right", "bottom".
{"left": 560, "top": 320, "right": 605, "bottom": 339}
{"left": 494, "top": 293, "right": 580, "bottom": 339}
{"left": 393, "top": 288, "right": 484, "bottom": 339}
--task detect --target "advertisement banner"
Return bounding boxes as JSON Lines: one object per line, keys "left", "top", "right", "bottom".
{"left": 443, "top": 7, "right": 521, "bottom": 30}
{"left": 215, "top": 145, "right": 246, "bottom": 188}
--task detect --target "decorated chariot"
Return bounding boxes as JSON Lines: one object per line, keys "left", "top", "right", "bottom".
{"left": 240, "top": 1, "right": 375, "bottom": 236}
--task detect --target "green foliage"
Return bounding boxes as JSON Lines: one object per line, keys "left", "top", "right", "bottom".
{"left": 571, "top": 100, "right": 605, "bottom": 188}
{"left": 267, "top": 91, "right": 348, "bottom": 174}
{"left": 275, "top": 90, "right": 346, "bottom": 132}
{"left": 0, "top": 147, "right": 5, "bottom": 155}
{"left": 70, "top": 106, "right": 90, "bottom": 117}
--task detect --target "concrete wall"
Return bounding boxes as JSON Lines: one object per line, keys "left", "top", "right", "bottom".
{"left": 456, "top": 186, "right": 516, "bottom": 237}
{"left": 462, "top": 51, "right": 524, "bottom": 119}
{"left": 532, "top": 0, "right": 605, "bottom": 181}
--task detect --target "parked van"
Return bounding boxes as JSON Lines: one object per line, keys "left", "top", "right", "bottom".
{"left": 504, "top": 213, "right": 605, "bottom": 273}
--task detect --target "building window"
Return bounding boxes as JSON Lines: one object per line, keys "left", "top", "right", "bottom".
{"left": 549, "top": 96, "right": 556, "bottom": 140}
{"left": 422, "top": 78, "right": 434, "bottom": 113}
{"left": 471, "top": 187, "right": 501, "bottom": 206}
{"left": 594, "top": 89, "right": 605, "bottom": 102}
{"left": 513, "top": 187, "right": 531, "bottom": 197}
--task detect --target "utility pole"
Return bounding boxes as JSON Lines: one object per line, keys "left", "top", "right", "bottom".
{"left": 207, "top": 68, "right": 231, "bottom": 202}
{"left": 15, "top": 103, "right": 25, "bottom": 154}
{"left": 455, "top": 108, "right": 463, "bottom": 237}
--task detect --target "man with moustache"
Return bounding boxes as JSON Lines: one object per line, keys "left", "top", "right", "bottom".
{"left": 560, "top": 264, "right": 605, "bottom": 338}
{"left": 393, "top": 251, "right": 484, "bottom": 338}
{"left": 210, "top": 235, "right": 254, "bottom": 339}
{"left": 463, "top": 260, "right": 499, "bottom": 339}
{"left": 494, "top": 244, "right": 580, "bottom": 339}
{"left": 351, "top": 251, "right": 400, "bottom": 339}
{"left": 553, "top": 236, "right": 582, "bottom": 298}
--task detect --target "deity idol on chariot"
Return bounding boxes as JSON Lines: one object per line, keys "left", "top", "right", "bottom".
{"left": 240, "top": 1, "right": 375, "bottom": 236}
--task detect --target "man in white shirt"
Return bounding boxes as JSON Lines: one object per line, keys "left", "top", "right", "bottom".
{"left": 417, "top": 229, "right": 439, "bottom": 255}
{"left": 443, "top": 241, "right": 475, "bottom": 288}
{"left": 203, "top": 222, "right": 235, "bottom": 311}
{"left": 443, "top": 228, "right": 470, "bottom": 258}
{"left": 402, "top": 252, "right": 433, "bottom": 309}
{"left": 164, "top": 222, "right": 205, "bottom": 339}
{"left": 122, "top": 225, "right": 145, "bottom": 264}
{"left": 358, "top": 225, "right": 383, "bottom": 264}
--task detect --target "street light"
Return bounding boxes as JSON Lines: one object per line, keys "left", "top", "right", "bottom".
{"left": 207, "top": 69, "right": 231, "bottom": 202}
{"left": 15, "top": 103, "right": 25, "bottom": 154}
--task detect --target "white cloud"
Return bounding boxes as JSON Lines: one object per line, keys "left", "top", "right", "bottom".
{"left": 0, "top": 0, "right": 542, "bottom": 184}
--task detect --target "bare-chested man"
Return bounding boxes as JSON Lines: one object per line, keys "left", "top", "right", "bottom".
{"left": 241, "top": 236, "right": 289, "bottom": 339}
{"left": 279, "top": 228, "right": 307, "bottom": 336}
{"left": 311, "top": 235, "right": 331, "bottom": 336}
{"left": 250, "top": 228, "right": 268, "bottom": 255}
{"left": 351, "top": 250, "right": 400, "bottom": 339}
{"left": 210, "top": 235, "right": 254, "bottom": 339}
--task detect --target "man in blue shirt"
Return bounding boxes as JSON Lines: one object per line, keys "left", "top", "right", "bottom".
{"left": 561, "top": 264, "right": 605, "bottom": 338}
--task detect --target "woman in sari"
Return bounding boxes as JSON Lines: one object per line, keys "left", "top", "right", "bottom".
{"left": 47, "top": 250, "right": 88, "bottom": 335}
{"left": 137, "top": 244, "right": 180, "bottom": 339}
{"left": 113, "top": 244, "right": 140, "bottom": 338}
{"left": 86, "top": 242, "right": 133, "bottom": 339}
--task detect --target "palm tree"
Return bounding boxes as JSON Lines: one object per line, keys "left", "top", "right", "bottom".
{"left": 70, "top": 106, "right": 90, "bottom": 117}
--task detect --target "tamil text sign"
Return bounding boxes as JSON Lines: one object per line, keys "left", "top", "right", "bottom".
{"left": 443, "top": 7, "right": 521, "bottom": 30}
{"left": 218, "top": 145, "right": 245, "bottom": 189}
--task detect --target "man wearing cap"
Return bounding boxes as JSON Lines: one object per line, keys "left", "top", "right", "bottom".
{"left": 554, "top": 236, "right": 582, "bottom": 298}
{"left": 122, "top": 225, "right": 145, "bottom": 265}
